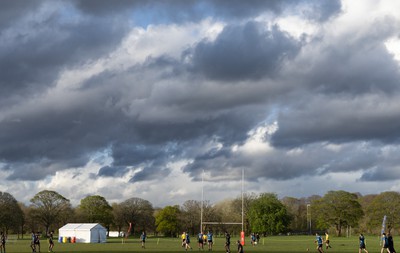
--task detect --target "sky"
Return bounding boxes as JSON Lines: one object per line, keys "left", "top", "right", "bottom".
{"left": 1, "top": 0, "right": 400, "bottom": 207}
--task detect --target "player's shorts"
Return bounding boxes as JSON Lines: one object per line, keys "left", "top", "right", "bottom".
{"left": 198, "top": 239, "right": 203, "bottom": 243}
{"left": 360, "top": 243, "right": 366, "bottom": 249}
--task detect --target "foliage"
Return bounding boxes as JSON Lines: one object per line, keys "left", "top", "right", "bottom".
{"left": 155, "top": 205, "right": 181, "bottom": 237}
{"left": 118, "top": 197, "right": 155, "bottom": 234}
{"left": 30, "top": 190, "right": 71, "bottom": 234}
{"left": 0, "top": 191, "right": 24, "bottom": 233}
{"left": 213, "top": 198, "right": 242, "bottom": 233}
{"left": 312, "top": 190, "right": 363, "bottom": 236}
{"left": 180, "top": 200, "right": 201, "bottom": 234}
{"left": 248, "top": 193, "right": 291, "bottom": 235}
{"left": 364, "top": 191, "right": 400, "bottom": 233}
{"left": 3, "top": 188, "right": 400, "bottom": 236}
{"left": 232, "top": 193, "right": 257, "bottom": 233}
{"left": 281, "top": 197, "right": 308, "bottom": 232}
{"left": 112, "top": 202, "right": 126, "bottom": 233}
{"left": 79, "top": 195, "right": 113, "bottom": 227}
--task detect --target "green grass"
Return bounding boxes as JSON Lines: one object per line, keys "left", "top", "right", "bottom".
{"left": 3, "top": 235, "right": 391, "bottom": 253}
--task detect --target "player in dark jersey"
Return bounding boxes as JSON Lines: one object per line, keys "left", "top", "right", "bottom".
{"left": 198, "top": 231, "right": 204, "bottom": 250}
{"left": 34, "top": 232, "right": 41, "bottom": 253}
{"left": 140, "top": 231, "right": 146, "bottom": 249}
{"left": 30, "top": 231, "right": 36, "bottom": 253}
{"left": 388, "top": 232, "right": 396, "bottom": 253}
{"left": 185, "top": 232, "right": 192, "bottom": 251}
{"left": 225, "top": 232, "right": 231, "bottom": 253}
{"left": 315, "top": 233, "right": 324, "bottom": 253}
{"left": 359, "top": 233, "right": 368, "bottom": 253}
{"left": 48, "top": 232, "right": 54, "bottom": 251}
{"left": 382, "top": 233, "right": 389, "bottom": 253}
{"left": 0, "top": 232, "right": 6, "bottom": 253}
{"left": 207, "top": 231, "right": 213, "bottom": 251}
{"left": 237, "top": 240, "right": 243, "bottom": 253}
{"left": 48, "top": 231, "right": 54, "bottom": 252}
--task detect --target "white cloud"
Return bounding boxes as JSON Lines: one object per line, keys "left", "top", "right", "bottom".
{"left": 275, "top": 15, "right": 318, "bottom": 40}
{"left": 385, "top": 37, "right": 400, "bottom": 62}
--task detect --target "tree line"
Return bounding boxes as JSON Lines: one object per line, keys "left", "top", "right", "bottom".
{"left": 0, "top": 190, "right": 398, "bottom": 237}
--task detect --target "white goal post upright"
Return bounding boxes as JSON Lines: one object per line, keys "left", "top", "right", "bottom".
{"left": 200, "top": 169, "right": 245, "bottom": 233}
{"left": 242, "top": 168, "right": 244, "bottom": 232}
{"left": 200, "top": 169, "right": 203, "bottom": 233}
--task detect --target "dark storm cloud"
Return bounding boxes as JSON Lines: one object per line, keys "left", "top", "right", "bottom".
{"left": 0, "top": 0, "right": 42, "bottom": 29}
{"left": 73, "top": 0, "right": 140, "bottom": 15}
{"left": 3, "top": 159, "right": 84, "bottom": 181}
{"left": 105, "top": 108, "right": 263, "bottom": 181}
{"left": 268, "top": 16, "right": 400, "bottom": 148}
{"left": 72, "top": 0, "right": 341, "bottom": 24}
{"left": 129, "top": 165, "right": 171, "bottom": 182}
{"left": 73, "top": 0, "right": 284, "bottom": 26}
{"left": 111, "top": 143, "right": 172, "bottom": 167}
{"left": 183, "top": 147, "right": 233, "bottom": 178}
{"left": 187, "top": 22, "right": 301, "bottom": 81}
{"left": 98, "top": 165, "right": 129, "bottom": 177}
{"left": 0, "top": 104, "right": 125, "bottom": 179}
{"left": 270, "top": 93, "right": 400, "bottom": 148}
{"left": 0, "top": 50, "right": 264, "bottom": 181}
{"left": 360, "top": 167, "right": 400, "bottom": 182}
{"left": 358, "top": 146, "right": 400, "bottom": 181}
{"left": 1, "top": 0, "right": 399, "bottom": 190}
{"left": 183, "top": 140, "right": 400, "bottom": 182}
{"left": 302, "top": 38, "right": 400, "bottom": 95}
{"left": 0, "top": 3, "right": 129, "bottom": 105}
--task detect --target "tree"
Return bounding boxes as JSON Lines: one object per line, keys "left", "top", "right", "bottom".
{"left": 248, "top": 193, "right": 291, "bottom": 235}
{"left": 281, "top": 197, "right": 308, "bottom": 232}
{"left": 118, "top": 197, "right": 154, "bottom": 234}
{"left": 30, "top": 190, "right": 71, "bottom": 234}
{"left": 79, "top": 195, "right": 113, "bottom": 229}
{"left": 365, "top": 191, "right": 400, "bottom": 233}
{"left": 112, "top": 203, "right": 126, "bottom": 233}
{"left": 358, "top": 194, "right": 377, "bottom": 233}
{"left": 155, "top": 205, "right": 181, "bottom": 237}
{"left": 213, "top": 199, "right": 242, "bottom": 233}
{"left": 0, "top": 192, "right": 24, "bottom": 234}
{"left": 312, "top": 190, "right": 363, "bottom": 236}
{"left": 232, "top": 193, "right": 257, "bottom": 234}
{"left": 180, "top": 200, "right": 201, "bottom": 235}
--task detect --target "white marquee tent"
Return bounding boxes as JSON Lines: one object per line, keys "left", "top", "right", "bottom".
{"left": 59, "top": 223, "right": 107, "bottom": 243}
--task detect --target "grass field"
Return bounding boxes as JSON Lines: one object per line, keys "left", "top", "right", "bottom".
{"left": 3, "top": 235, "right": 391, "bottom": 253}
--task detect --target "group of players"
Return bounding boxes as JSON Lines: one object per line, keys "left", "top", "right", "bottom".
{"left": 378, "top": 232, "right": 397, "bottom": 253}
{"left": 359, "top": 231, "right": 397, "bottom": 253}
{"left": 315, "top": 231, "right": 397, "bottom": 253}
{"left": 181, "top": 230, "right": 243, "bottom": 253}
{"left": 181, "top": 230, "right": 214, "bottom": 251}
{"left": 314, "top": 232, "right": 333, "bottom": 253}
{"left": 30, "top": 231, "right": 55, "bottom": 253}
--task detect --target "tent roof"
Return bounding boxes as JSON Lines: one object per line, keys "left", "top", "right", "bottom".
{"left": 59, "top": 223, "right": 106, "bottom": 231}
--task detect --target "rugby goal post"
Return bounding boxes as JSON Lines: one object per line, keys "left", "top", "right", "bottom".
{"left": 200, "top": 169, "right": 245, "bottom": 244}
